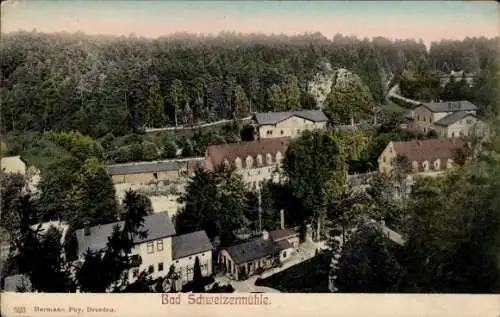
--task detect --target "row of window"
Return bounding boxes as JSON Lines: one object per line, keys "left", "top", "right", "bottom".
{"left": 417, "top": 115, "right": 474, "bottom": 126}
{"left": 265, "top": 129, "right": 302, "bottom": 136}
{"left": 146, "top": 240, "right": 164, "bottom": 254}
{"left": 133, "top": 262, "right": 164, "bottom": 277}
{"left": 228, "top": 153, "right": 283, "bottom": 169}
{"left": 132, "top": 261, "right": 209, "bottom": 278}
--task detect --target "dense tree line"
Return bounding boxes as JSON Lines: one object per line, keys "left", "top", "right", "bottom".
{"left": 334, "top": 121, "right": 500, "bottom": 293}
{"left": 2, "top": 31, "right": 496, "bottom": 138}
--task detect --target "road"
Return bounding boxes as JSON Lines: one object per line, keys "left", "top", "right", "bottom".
{"left": 145, "top": 116, "right": 253, "bottom": 133}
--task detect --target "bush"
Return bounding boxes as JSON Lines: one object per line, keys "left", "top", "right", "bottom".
{"left": 207, "top": 283, "right": 235, "bottom": 293}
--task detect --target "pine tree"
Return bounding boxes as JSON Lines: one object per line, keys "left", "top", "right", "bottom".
{"left": 192, "top": 256, "right": 204, "bottom": 293}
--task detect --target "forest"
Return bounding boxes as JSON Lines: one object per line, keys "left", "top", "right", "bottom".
{"left": 1, "top": 31, "right": 498, "bottom": 167}
{"left": 1, "top": 31, "right": 498, "bottom": 136}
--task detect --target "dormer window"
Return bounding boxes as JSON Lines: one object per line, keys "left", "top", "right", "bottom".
{"left": 275, "top": 151, "right": 282, "bottom": 162}
{"left": 256, "top": 154, "right": 263, "bottom": 167}
{"left": 234, "top": 157, "right": 242, "bottom": 169}
{"left": 421, "top": 160, "right": 429, "bottom": 172}
{"left": 433, "top": 159, "right": 440, "bottom": 170}
{"left": 266, "top": 153, "right": 273, "bottom": 165}
{"left": 223, "top": 159, "right": 230, "bottom": 169}
{"left": 245, "top": 156, "right": 253, "bottom": 168}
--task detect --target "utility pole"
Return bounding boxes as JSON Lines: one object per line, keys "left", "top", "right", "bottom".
{"left": 258, "top": 185, "right": 262, "bottom": 233}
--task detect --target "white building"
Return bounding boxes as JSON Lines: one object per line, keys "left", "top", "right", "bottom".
{"left": 74, "top": 212, "right": 213, "bottom": 286}
{"left": 204, "top": 137, "right": 291, "bottom": 190}
{"left": 252, "top": 110, "right": 329, "bottom": 140}
{"left": 409, "top": 100, "right": 489, "bottom": 138}
{"left": 0, "top": 155, "right": 27, "bottom": 175}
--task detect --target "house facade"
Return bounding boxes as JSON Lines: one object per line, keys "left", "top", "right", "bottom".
{"left": 252, "top": 110, "right": 328, "bottom": 140}
{"left": 433, "top": 111, "right": 489, "bottom": 139}
{"left": 74, "top": 212, "right": 213, "bottom": 286}
{"left": 204, "top": 138, "right": 291, "bottom": 190}
{"left": 105, "top": 158, "right": 204, "bottom": 185}
{"left": 409, "top": 100, "right": 488, "bottom": 138}
{"left": 219, "top": 230, "right": 296, "bottom": 280}
{"left": 377, "top": 138, "right": 466, "bottom": 178}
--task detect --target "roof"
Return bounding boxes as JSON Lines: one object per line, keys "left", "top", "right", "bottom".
{"left": 389, "top": 138, "right": 466, "bottom": 165}
{"left": 223, "top": 238, "right": 281, "bottom": 265}
{"left": 380, "top": 225, "right": 405, "bottom": 246}
{"left": 419, "top": 100, "right": 478, "bottom": 113}
{"left": 31, "top": 221, "right": 69, "bottom": 245}
{"left": 434, "top": 111, "right": 477, "bottom": 127}
{"left": 253, "top": 110, "right": 329, "bottom": 125}
{"left": 206, "top": 137, "right": 291, "bottom": 169}
{"left": 105, "top": 158, "right": 204, "bottom": 175}
{"left": 268, "top": 228, "right": 299, "bottom": 241}
{"left": 275, "top": 239, "right": 293, "bottom": 250}
{"left": 172, "top": 230, "right": 213, "bottom": 260}
{"left": 75, "top": 212, "right": 176, "bottom": 258}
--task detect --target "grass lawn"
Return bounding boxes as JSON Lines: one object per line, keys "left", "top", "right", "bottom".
{"left": 254, "top": 252, "right": 331, "bottom": 293}
{"left": 386, "top": 102, "right": 407, "bottom": 113}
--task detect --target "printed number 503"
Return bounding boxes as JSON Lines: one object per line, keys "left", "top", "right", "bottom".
{"left": 14, "top": 306, "right": 26, "bottom": 314}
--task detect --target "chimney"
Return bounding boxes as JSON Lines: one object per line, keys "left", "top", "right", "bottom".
{"left": 280, "top": 209, "right": 285, "bottom": 229}
{"left": 83, "top": 221, "right": 91, "bottom": 237}
{"left": 262, "top": 230, "right": 269, "bottom": 240}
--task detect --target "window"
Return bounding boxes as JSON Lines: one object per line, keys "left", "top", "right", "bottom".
{"left": 158, "top": 262, "right": 164, "bottom": 272}
{"left": 280, "top": 130, "right": 284, "bottom": 135}
{"left": 202, "top": 253, "right": 205, "bottom": 257}
{"left": 382, "top": 156, "right": 386, "bottom": 163}
{"left": 133, "top": 269, "right": 139, "bottom": 278}
{"left": 153, "top": 172, "right": 158, "bottom": 179}
{"left": 283, "top": 251, "right": 287, "bottom": 257}
{"left": 157, "top": 240, "right": 164, "bottom": 252}
{"left": 148, "top": 265, "right": 154, "bottom": 274}
{"left": 466, "top": 119, "right": 472, "bottom": 124}
{"left": 147, "top": 242, "right": 154, "bottom": 254}
{"left": 175, "top": 260, "right": 179, "bottom": 264}
{"left": 189, "top": 256, "right": 192, "bottom": 260}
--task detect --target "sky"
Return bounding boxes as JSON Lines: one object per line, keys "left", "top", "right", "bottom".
{"left": 1, "top": 1, "right": 499, "bottom": 47}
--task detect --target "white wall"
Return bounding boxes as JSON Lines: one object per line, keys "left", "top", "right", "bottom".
{"left": 128, "top": 237, "right": 173, "bottom": 282}
{"left": 173, "top": 251, "right": 213, "bottom": 283}
{"left": 258, "top": 116, "right": 326, "bottom": 139}
{"left": 279, "top": 247, "right": 294, "bottom": 262}
{"left": 237, "top": 165, "right": 282, "bottom": 189}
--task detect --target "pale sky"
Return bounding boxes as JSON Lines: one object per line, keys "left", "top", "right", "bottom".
{"left": 1, "top": 1, "right": 499, "bottom": 47}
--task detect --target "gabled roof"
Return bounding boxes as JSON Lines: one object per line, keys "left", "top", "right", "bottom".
{"left": 268, "top": 228, "right": 299, "bottom": 241}
{"left": 75, "top": 212, "right": 176, "bottom": 259}
{"left": 389, "top": 138, "right": 466, "bottom": 165}
{"left": 105, "top": 158, "right": 204, "bottom": 176}
{"left": 253, "top": 110, "right": 329, "bottom": 125}
{"left": 223, "top": 238, "right": 281, "bottom": 265}
{"left": 434, "top": 111, "right": 477, "bottom": 127}
{"left": 206, "top": 137, "right": 290, "bottom": 169}
{"left": 172, "top": 230, "right": 213, "bottom": 260}
{"left": 419, "top": 100, "right": 478, "bottom": 113}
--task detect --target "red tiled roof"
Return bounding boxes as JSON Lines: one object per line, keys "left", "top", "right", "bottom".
{"left": 391, "top": 138, "right": 466, "bottom": 164}
{"left": 268, "top": 228, "right": 299, "bottom": 241}
{"left": 206, "top": 137, "right": 291, "bottom": 169}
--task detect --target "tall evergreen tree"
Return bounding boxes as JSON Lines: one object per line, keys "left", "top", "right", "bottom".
{"left": 192, "top": 256, "right": 204, "bottom": 293}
